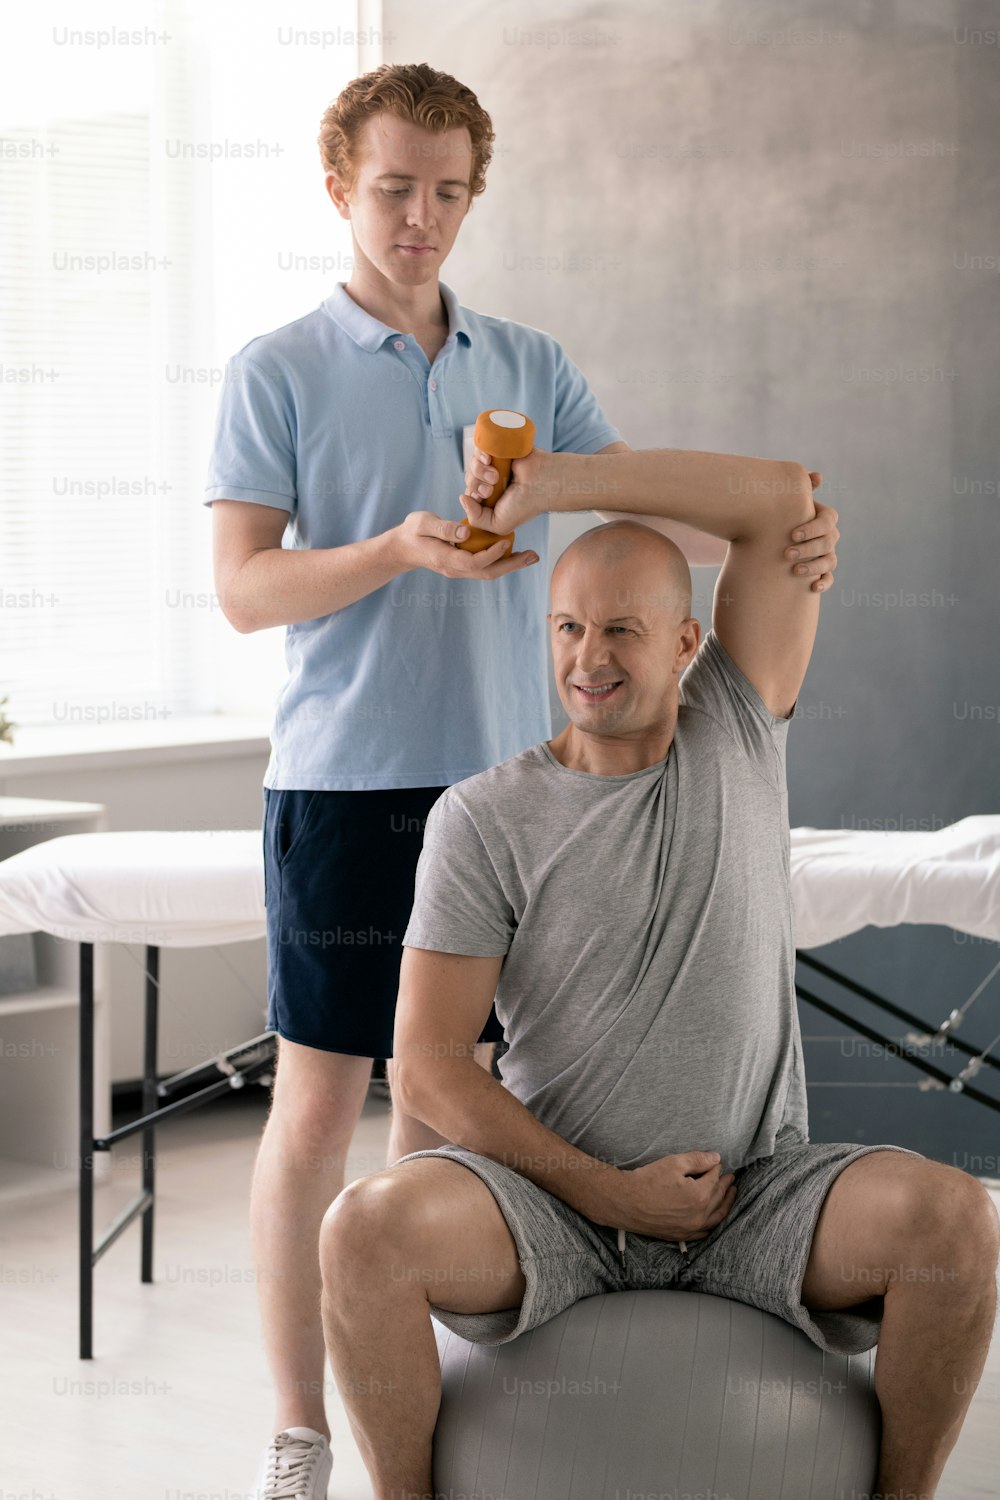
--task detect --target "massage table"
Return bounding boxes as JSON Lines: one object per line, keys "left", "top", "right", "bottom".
{"left": 0, "top": 815, "right": 997, "bottom": 1357}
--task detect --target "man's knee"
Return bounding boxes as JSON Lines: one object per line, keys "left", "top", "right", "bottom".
{"left": 942, "top": 1170, "right": 1000, "bottom": 1255}
{"left": 320, "top": 1167, "right": 428, "bottom": 1277}
{"left": 914, "top": 1163, "right": 1000, "bottom": 1263}
{"left": 324, "top": 1169, "right": 401, "bottom": 1239}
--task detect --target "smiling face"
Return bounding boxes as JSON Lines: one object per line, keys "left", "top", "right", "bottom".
{"left": 325, "top": 112, "right": 474, "bottom": 285}
{"left": 548, "top": 523, "right": 699, "bottom": 753}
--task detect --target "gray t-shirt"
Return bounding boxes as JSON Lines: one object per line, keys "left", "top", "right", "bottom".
{"left": 402, "top": 626, "right": 809, "bottom": 1174}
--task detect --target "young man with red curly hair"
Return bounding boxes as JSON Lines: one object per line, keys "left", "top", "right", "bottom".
{"left": 205, "top": 62, "right": 868, "bottom": 1500}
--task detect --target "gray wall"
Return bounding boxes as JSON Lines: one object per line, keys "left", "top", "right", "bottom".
{"left": 386, "top": 0, "right": 1000, "bottom": 1167}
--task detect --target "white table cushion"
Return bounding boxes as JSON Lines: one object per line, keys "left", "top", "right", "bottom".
{"left": 0, "top": 831, "right": 265, "bottom": 947}
{"left": 0, "top": 817, "right": 997, "bottom": 950}
{"left": 789, "top": 814, "right": 1000, "bottom": 948}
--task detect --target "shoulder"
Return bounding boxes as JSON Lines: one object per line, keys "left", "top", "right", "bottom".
{"left": 227, "top": 305, "right": 333, "bottom": 383}
{"left": 459, "top": 301, "right": 561, "bottom": 359}
{"left": 432, "top": 745, "right": 549, "bottom": 827}
{"left": 678, "top": 627, "right": 726, "bottom": 706}
{"left": 678, "top": 627, "right": 791, "bottom": 789}
{"left": 681, "top": 626, "right": 788, "bottom": 724}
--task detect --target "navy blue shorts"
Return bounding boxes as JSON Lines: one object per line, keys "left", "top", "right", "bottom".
{"left": 262, "top": 787, "right": 505, "bottom": 1058}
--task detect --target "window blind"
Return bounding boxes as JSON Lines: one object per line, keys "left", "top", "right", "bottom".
{"left": 0, "top": 0, "right": 369, "bottom": 730}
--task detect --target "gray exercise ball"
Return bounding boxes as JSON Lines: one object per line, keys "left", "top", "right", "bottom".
{"left": 433, "top": 1289, "right": 881, "bottom": 1500}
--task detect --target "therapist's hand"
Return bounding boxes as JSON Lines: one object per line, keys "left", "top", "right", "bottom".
{"left": 787, "top": 476, "right": 840, "bottom": 592}
{"left": 391, "top": 510, "right": 540, "bottom": 578}
{"left": 460, "top": 445, "right": 567, "bottom": 536}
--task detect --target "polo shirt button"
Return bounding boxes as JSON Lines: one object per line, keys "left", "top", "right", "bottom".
{"left": 393, "top": 339, "right": 405, "bottom": 351}
{"left": 429, "top": 379, "right": 437, "bottom": 391}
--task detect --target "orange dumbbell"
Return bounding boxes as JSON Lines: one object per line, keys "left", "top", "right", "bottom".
{"left": 456, "top": 408, "right": 536, "bottom": 555}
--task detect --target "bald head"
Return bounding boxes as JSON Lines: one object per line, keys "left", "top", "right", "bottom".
{"left": 551, "top": 519, "right": 692, "bottom": 625}
{"left": 546, "top": 519, "right": 700, "bottom": 769}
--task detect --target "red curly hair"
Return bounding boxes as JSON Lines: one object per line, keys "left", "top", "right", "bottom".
{"left": 317, "top": 62, "right": 495, "bottom": 199}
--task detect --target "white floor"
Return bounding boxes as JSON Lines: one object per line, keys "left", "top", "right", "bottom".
{"left": 2, "top": 1085, "right": 999, "bottom": 1500}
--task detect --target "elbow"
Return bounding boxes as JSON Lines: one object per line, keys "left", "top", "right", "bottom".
{"left": 776, "top": 462, "right": 818, "bottom": 527}
{"left": 391, "top": 1063, "right": 428, "bottom": 1121}
{"left": 216, "top": 576, "right": 259, "bottom": 634}
{"left": 220, "top": 602, "right": 257, "bottom": 634}
{"left": 225, "top": 607, "right": 259, "bottom": 635}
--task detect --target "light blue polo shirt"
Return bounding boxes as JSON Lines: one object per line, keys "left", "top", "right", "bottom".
{"left": 203, "top": 280, "right": 623, "bottom": 790}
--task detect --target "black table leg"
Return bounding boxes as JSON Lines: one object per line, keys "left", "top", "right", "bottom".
{"left": 73, "top": 940, "right": 270, "bottom": 1358}
{"left": 141, "top": 945, "right": 159, "bottom": 1283}
{"left": 79, "top": 942, "right": 94, "bottom": 1360}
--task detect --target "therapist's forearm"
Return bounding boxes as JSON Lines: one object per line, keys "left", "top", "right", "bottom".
{"left": 222, "top": 527, "right": 407, "bottom": 632}
{"left": 399, "top": 1058, "right": 624, "bottom": 1227}
{"left": 555, "top": 449, "right": 812, "bottom": 543}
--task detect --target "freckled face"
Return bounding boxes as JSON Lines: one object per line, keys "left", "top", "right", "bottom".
{"left": 329, "top": 112, "right": 474, "bottom": 283}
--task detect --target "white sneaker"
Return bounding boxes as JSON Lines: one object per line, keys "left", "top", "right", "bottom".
{"left": 255, "top": 1426, "right": 333, "bottom": 1499}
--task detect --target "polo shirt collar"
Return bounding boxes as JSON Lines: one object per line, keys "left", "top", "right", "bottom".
{"left": 322, "top": 280, "right": 472, "bottom": 351}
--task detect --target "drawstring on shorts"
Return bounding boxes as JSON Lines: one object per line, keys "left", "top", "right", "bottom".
{"left": 617, "top": 1227, "right": 688, "bottom": 1267}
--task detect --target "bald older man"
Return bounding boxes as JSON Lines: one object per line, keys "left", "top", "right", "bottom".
{"left": 319, "top": 450, "right": 999, "bottom": 1500}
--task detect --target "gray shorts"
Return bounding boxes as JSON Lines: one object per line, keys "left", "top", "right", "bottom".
{"left": 396, "top": 1138, "right": 925, "bottom": 1357}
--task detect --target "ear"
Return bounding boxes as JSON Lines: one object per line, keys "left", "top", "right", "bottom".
{"left": 325, "top": 173, "right": 351, "bottom": 219}
{"left": 676, "top": 616, "right": 701, "bottom": 673}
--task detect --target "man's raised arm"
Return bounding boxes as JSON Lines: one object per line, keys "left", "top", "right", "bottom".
{"left": 555, "top": 445, "right": 816, "bottom": 550}
{"left": 462, "top": 442, "right": 839, "bottom": 594}
{"left": 705, "top": 470, "right": 824, "bottom": 719}
{"left": 590, "top": 440, "right": 730, "bottom": 567}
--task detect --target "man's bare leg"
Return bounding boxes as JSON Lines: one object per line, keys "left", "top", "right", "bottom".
{"left": 250, "top": 1037, "right": 498, "bottom": 1438}
{"left": 319, "top": 1156, "right": 526, "bottom": 1500}
{"left": 801, "top": 1151, "right": 1000, "bottom": 1500}
{"left": 250, "top": 1038, "right": 375, "bottom": 1438}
